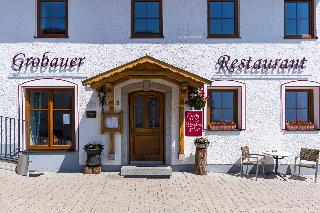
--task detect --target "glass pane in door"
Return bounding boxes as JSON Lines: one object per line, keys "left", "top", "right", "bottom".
{"left": 134, "top": 96, "right": 145, "bottom": 128}
{"left": 30, "top": 111, "right": 48, "bottom": 145}
{"left": 148, "top": 96, "right": 160, "bottom": 128}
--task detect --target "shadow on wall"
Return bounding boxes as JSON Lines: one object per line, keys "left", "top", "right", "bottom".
{"left": 27, "top": 151, "right": 81, "bottom": 173}
{"left": 58, "top": 152, "right": 81, "bottom": 172}
{"left": 77, "top": 90, "right": 109, "bottom": 166}
{"left": 173, "top": 153, "right": 195, "bottom": 173}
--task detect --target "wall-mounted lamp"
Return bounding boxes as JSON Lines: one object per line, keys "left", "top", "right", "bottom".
{"left": 98, "top": 88, "right": 106, "bottom": 111}
{"left": 188, "top": 86, "right": 198, "bottom": 99}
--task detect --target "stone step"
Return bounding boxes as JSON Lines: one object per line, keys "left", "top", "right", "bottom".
{"left": 121, "top": 166, "right": 172, "bottom": 178}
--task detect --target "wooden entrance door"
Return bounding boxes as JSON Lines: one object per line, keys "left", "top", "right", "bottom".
{"left": 129, "top": 91, "right": 164, "bottom": 162}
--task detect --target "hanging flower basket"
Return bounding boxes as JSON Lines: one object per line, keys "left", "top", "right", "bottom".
{"left": 186, "top": 88, "right": 207, "bottom": 110}
{"left": 286, "top": 121, "right": 315, "bottom": 131}
{"left": 208, "top": 121, "right": 237, "bottom": 131}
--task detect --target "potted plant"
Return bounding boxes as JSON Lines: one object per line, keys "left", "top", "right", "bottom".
{"left": 208, "top": 121, "right": 237, "bottom": 131}
{"left": 84, "top": 143, "right": 104, "bottom": 167}
{"left": 186, "top": 88, "right": 207, "bottom": 110}
{"left": 194, "top": 137, "right": 210, "bottom": 148}
{"left": 286, "top": 121, "right": 315, "bottom": 131}
{"left": 194, "top": 137, "right": 210, "bottom": 175}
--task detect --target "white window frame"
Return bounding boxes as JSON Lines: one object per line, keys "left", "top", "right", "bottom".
{"left": 281, "top": 80, "right": 320, "bottom": 130}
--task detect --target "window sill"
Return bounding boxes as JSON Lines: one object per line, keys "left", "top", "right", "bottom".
{"left": 283, "top": 35, "right": 317, "bottom": 40}
{"left": 207, "top": 34, "right": 241, "bottom": 39}
{"left": 131, "top": 34, "right": 164, "bottom": 39}
{"left": 205, "top": 129, "right": 243, "bottom": 132}
{"left": 27, "top": 146, "right": 75, "bottom": 151}
{"left": 283, "top": 129, "right": 320, "bottom": 132}
{"left": 34, "top": 35, "right": 69, "bottom": 39}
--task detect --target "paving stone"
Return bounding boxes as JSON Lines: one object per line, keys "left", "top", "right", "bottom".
{"left": 0, "top": 170, "right": 319, "bottom": 212}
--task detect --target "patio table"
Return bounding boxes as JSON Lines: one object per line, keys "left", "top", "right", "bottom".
{"left": 262, "top": 150, "right": 293, "bottom": 180}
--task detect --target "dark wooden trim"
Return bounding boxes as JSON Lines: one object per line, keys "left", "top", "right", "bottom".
{"left": 207, "top": 89, "right": 239, "bottom": 130}
{"left": 131, "top": 34, "right": 164, "bottom": 39}
{"left": 207, "top": 34, "right": 241, "bottom": 39}
{"left": 26, "top": 88, "right": 75, "bottom": 151}
{"left": 131, "top": 0, "right": 164, "bottom": 39}
{"left": 34, "top": 35, "right": 69, "bottom": 39}
{"left": 285, "top": 89, "right": 314, "bottom": 124}
{"left": 129, "top": 91, "right": 164, "bottom": 162}
{"left": 284, "top": 0, "right": 315, "bottom": 39}
{"left": 37, "top": 0, "right": 69, "bottom": 38}
{"left": 207, "top": 0, "right": 240, "bottom": 38}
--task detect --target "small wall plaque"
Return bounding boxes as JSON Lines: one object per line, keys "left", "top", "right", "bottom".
{"left": 86, "top": 111, "right": 97, "bottom": 118}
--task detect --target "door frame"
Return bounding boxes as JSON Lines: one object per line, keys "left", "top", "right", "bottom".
{"left": 129, "top": 90, "right": 165, "bottom": 164}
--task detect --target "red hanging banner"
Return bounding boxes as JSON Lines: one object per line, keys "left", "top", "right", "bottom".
{"left": 185, "top": 111, "right": 203, "bottom": 137}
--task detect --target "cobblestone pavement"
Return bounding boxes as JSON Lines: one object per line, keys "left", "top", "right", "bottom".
{"left": 0, "top": 169, "right": 319, "bottom": 213}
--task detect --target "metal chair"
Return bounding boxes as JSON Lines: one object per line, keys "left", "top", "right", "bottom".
{"left": 240, "top": 146, "right": 265, "bottom": 181}
{"left": 294, "top": 148, "right": 319, "bottom": 183}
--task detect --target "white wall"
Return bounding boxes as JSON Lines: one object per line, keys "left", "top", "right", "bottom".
{"left": 1, "top": 0, "right": 320, "bottom": 167}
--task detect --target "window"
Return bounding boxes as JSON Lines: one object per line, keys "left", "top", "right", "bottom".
{"left": 131, "top": 0, "right": 163, "bottom": 38}
{"left": 208, "top": 90, "right": 238, "bottom": 125}
{"left": 284, "top": 0, "right": 314, "bottom": 38}
{"left": 208, "top": 0, "right": 239, "bottom": 38}
{"left": 37, "top": 0, "right": 68, "bottom": 38}
{"left": 26, "top": 89, "right": 74, "bottom": 150}
{"left": 285, "top": 90, "right": 313, "bottom": 123}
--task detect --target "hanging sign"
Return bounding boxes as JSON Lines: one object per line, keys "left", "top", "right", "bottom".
{"left": 185, "top": 111, "right": 203, "bottom": 137}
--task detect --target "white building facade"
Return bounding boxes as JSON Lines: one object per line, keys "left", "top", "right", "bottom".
{"left": 0, "top": 0, "right": 320, "bottom": 173}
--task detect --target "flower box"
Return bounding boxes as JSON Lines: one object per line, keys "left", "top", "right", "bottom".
{"left": 286, "top": 123, "right": 315, "bottom": 131}
{"left": 208, "top": 123, "right": 237, "bottom": 131}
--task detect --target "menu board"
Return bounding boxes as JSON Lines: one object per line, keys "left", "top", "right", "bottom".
{"left": 185, "top": 111, "right": 203, "bottom": 137}
{"left": 101, "top": 112, "right": 122, "bottom": 133}
{"left": 105, "top": 116, "right": 119, "bottom": 129}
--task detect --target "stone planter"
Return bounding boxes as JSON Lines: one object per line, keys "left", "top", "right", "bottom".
{"left": 286, "top": 123, "right": 315, "bottom": 131}
{"left": 208, "top": 124, "right": 237, "bottom": 131}
{"left": 194, "top": 143, "right": 209, "bottom": 175}
{"left": 84, "top": 148, "right": 103, "bottom": 166}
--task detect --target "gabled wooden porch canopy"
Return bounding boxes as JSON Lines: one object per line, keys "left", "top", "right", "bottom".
{"left": 83, "top": 55, "right": 210, "bottom": 159}
{"left": 83, "top": 55, "right": 210, "bottom": 89}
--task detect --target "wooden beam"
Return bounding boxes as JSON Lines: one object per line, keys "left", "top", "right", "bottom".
{"left": 179, "top": 83, "right": 188, "bottom": 159}
{"left": 106, "top": 84, "right": 115, "bottom": 160}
